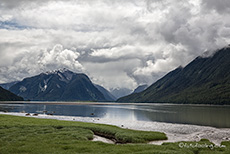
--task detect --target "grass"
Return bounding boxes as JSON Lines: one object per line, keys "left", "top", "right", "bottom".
{"left": 0, "top": 115, "right": 229, "bottom": 154}
{"left": 0, "top": 114, "right": 167, "bottom": 144}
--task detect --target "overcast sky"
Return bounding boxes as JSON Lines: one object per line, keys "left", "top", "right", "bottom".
{"left": 0, "top": 0, "right": 230, "bottom": 90}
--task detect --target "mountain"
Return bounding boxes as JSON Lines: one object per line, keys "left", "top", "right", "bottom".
{"left": 132, "top": 84, "right": 148, "bottom": 94}
{"left": 94, "top": 84, "right": 116, "bottom": 101}
{"left": 0, "top": 81, "right": 19, "bottom": 90}
{"left": 9, "top": 68, "right": 107, "bottom": 101}
{"left": 0, "top": 86, "right": 23, "bottom": 101}
{"left": 110, "top": 88, "right": 132, "bottom": 99}
{"left": 118, "top": 46, "right": 230, "bottom": 105}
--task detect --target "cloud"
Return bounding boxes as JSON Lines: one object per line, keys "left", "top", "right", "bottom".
{"left": 38, "top": 44, "right": 83, "bottom": 71}
{"left": 83, "top": 59, "right": 140, "bottom": 89}
{"left": 0, "top": 0, "right": 230, "bottom": 90}
{"left": 131, "top": 44, "right": 192, "bottom": 85}
{"left": 0, "top": 44, "right": 83, "bottom": 83}
{"left": 0, "top": 0, "right": 63, "bottom": 9}
{"left": 90, "top": 45, "right": 145, "bottom": 61}
{"left": 202, "top": 0, "right": 230, "bottom": 13}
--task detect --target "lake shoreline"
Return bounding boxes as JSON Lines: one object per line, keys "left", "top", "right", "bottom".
{"left": 0, "top": 111, "right": 229, "bottom": 145}
{"left": 1, "top": 101, "right": 230, "bottom": 106}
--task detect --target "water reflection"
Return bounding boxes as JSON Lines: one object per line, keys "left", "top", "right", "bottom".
{"left": 102, "top": 105, "right": 137, "bottom": 121}
{"left": 0, "top": 102, "right": 230, "bottom": 128}
{"left": 133, "top": 104, "right": 230, "bottom": 128}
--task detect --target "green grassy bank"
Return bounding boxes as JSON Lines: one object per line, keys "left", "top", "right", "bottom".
{"left": 0, "top": 115, "right": 229, "bottom": 154}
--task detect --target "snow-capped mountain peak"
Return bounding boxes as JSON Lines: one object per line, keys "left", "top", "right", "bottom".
{"left": 44, "top": 68, "right": 71, "bottom": 75}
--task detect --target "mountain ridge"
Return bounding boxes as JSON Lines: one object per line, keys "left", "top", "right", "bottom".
{"left": 132, "top": 84, "right": 148, "bottom": 94}
{"left": 94, "top": 84, "right": 116, "bottom": 101}
{"left": 118, "top": 47, "right": 230, "bottom": 104}
{"left": 9, "top": 69, "right": 108, "bottom": 101}
{"left": 0, "top": 86, "right": 24, "bottom": 101}
{"left": 0, "top": 81, "right": 19, "bottom": 90}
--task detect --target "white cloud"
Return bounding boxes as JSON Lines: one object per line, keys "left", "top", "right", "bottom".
{"left": 0, "top": 0, "right": 229, "bottom": 90}
{"left": 132, "top": 44, "right": 192, "bottom": 85}
{"left": 0, "top": 15, "right": 12, "bottom": 22}
{"left": 83, "top": 59, "right": 140, "bottom": 89}
{"left": 0, "top": 44, "right": 83, "bottom": 83}
{"left": 90, "top": 45, "right": 146, "bottom": 61}
{"left": 38, "top": 44, "right": 83, "bottom": 71}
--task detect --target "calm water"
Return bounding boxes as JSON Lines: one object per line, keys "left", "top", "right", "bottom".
{"left": 0, "top": 102, "right": 230, "bottom": 128}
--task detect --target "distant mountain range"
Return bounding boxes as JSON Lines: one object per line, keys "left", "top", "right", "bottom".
{"left": 0, "top": 86, "right": 23, "bottom": 101}
{"left": 8, "top": 68, "right": 114, "bottom": 101}
{"left": 94, "top": 84, "right": 116, "bottom": 101}
{"left": 118, "top": 46, "right": 230, "bottom": 105}
{"left": 0, "top": 81, "right": 19, "bottom": 90}
{"left": 110, "top": 88, "right": 132, "bottom": 99}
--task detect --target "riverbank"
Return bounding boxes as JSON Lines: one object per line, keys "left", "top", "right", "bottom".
{"left": 1, "top": 112, "right": 229, "bottom": 145}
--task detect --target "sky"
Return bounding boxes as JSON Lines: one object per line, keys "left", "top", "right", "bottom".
{"left": 0, "top": 0, "right": 230, "bottom": 90}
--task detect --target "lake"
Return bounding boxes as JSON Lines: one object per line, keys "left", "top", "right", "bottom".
{"left": 0, "top": 102, "right": 230, "bottom": 128}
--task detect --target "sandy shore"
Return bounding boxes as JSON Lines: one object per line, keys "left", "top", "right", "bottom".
{"left": 1, "top": 112, "right": 229, "bottom": 145}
